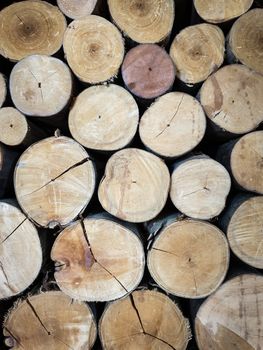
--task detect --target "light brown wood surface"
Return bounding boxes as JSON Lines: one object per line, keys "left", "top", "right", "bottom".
{"left": 98, "top": 148, "right": 170, "bottom": 223}
{"left": 0, "top": 108, "right": 28, "bottom": 146}
{"left": 57, "top": 0, "right": 98, "bottom": 19}
{"left": 195, "top": 274, "right": 263, "bottom": 350}
{"left": 139, "top": 92, "right": 206, "bottom": 158}
{"left": 147, "top": 218, "right": 229, "bottom": 298}
{"left": 108, "top": 0, "right": 174, "bottom": 44}
{"left": 63, "top": 15, "right": 124, "bottom": 84}
{"left": 0, "top": 73, "right": 6, "bottom": 108}
{"left": 228, "top": 9, "right": 263, "bottom": 75}
{"left": 193, "top": 0, "right": 253, "bottom": 23}
{"left": 200, "top": 64, "right": 263, "bottom": 135}
{"left": 10, "top": 55, "right": 72, "bottom": 118}
{"left": 14, "top": 136, "right": 96, "bottom": 228}
{"left": 100, "top": 289, "right": 191, "bottom": 350}
{"left": 0, "top": 0, "right": 66, "bottom": 61}
{"left": 69, "top": 84, "right": 139, "bottom": 151}
{"left": 3, "top": 291, "right": 97, "bottom": 349}
{"left": 0, "top": 201, "right": 42, "bottom": 299}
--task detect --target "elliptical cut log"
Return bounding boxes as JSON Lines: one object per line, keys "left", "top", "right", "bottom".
{"left": 227, "top": 9, "right": 263, "bottom": 75}
{"left": 3, "top": 291, "right": 97, "bottom": 349}
{"left": 63, "top": 15, "right": 124, "bottom": 84}
{"left": 51, "top": 215, "right": 145, "bottom": 301}
{"left": 98, "top": 148, "right": 170, "bottom": 223}
{"left": 100, "top": 289, "right": 191, "bottom": 350}
{"left": 0, "top": 200, "right": 42, "bottom": 300}
{"left": 69, "top": 84, "right": 139, "bottom": 151}
{"left": 139, "top": 92, "right": 206, "bottom": 158}
{"left": 0, "top": 73, "right": 6, "bottom": 108}
{"left": 0, "top": 0, "right": 66, "bottom": 62}
{"left": 14, "top": 136, "right": 96, "bottom": 228}
{"left": 57, "top": 0, "right": 99, "bottom": 19}
{"left": 108, "top": 0, "right": 174, "bottom": 45}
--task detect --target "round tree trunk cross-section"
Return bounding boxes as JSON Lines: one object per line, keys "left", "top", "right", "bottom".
{"left": 139, "top": 92, "right": 206, "bottom": 158}
{"left": 3, "top": 291, "right": 97, "bottom": 349}
{"left": 227, "top": 196, "right": 263, "bottom": 269}
{"left": 200, "top": 65, "right": 263, "bottom": 135}
{"left": 228, "top": 9, "right": 263, "bottom": 75}
{"left": 195, "top": 274, "right": 263, "bottom": 350}
{"left": 63, "top": 15, "right": 124, "bottom": 84}
{"left": 57, "top": 0, "right": 98, "bottom": 19}
{"left": 108, "top": 0, "right": 174, "bottom": 44}
{"left": 69, "top": 84, "right": 139, "bottom": 151}
{"left": 193, "top": 0, "right": 253, "bottom": 23}
{"left": 122, "top": 44, "right": 175, "bottom": 100}
{"left": 98, "top": 148, "right": 170, "bottom": 223}
{"left": 14, "top": 136, "right": 96, "bottom": 228}
{"left": 51, "top": 217, "right": 145, "bottom": 301}
{"left": 170, "top": 24, "right": 224, "bottom": 85}
{"left": 0, "top": 73, "right": 6, "bottom": 108}
{"left": 100, "top": 289, "right": 190, "bottom": 350}
{"left": 148, "top": 219, "right": 229, "bottom": 299}
{"left": 0, "top": 108, "right": 28, "bottom": 146}
{"left": 0, "top": 201, "right": 42, "bottom": 300}
{"left": 231, "top": 131, "right": 263, "bottom": 194}
{"left": 0, "top": 1, "right": 66, "bottom": 62}
{"left": 170, "top": 156, "right": 231, "bottom": 220}
{"left": 10, "top": 55, "right": 72, "bottom": 118}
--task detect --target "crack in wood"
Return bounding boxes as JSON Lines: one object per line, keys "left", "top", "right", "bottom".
{"left": 0, "top": 218, "right": 27, "bottom": 245}
{"left": 4, "top": 326, "right": 24, "bottom": 349}
{"left": 152, "top": 247, "right": 180, "bottom": 258}
{"left": 26, "top": 299, "right": 51, "bottom": 336}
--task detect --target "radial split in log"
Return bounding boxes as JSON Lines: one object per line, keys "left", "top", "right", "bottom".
{"left": 139, "top": 92, "right": 206, "bottom": 158}
{"left": 193, "top": 0, "right": 253, "bottom": 23}
{"left": 108, "top": 0, "right": 174, "bottom": 45}
{"left": 0, "top": 144, "right": 18, "bottom": 198}
{"left": 170, "top": 155, "right": 231, "bottom": 220}
{"left": 63, "top": 15, "right": 124, "bottom": 84}
{"left": 98, "top": 148, "right": 170, "bottom": 223}
{"left": 222, "top": 195, "right": 263, "bottom": 269}
{"left": 147, "top": 218, "right": 229, "bottom": 298}
{"left": 0, "top": 201, "right": 42, "bottom": 300}
{"left": 122, "top": 44, "right": 175, "bottom": 101}
{"left": 57, "top": 0, "right": 98, "bottom": 19}
{"left": 100, "top": 289, "right": 191, "bottom": 350}
{"left": 51, "top": 216, "right": 145, "bottom": 301}
{"left": 69, "top": 84, "right": 139, "bottom": 151}
{"left": 3, "top": 291, "right": 97, "bottom": 349}
{"left": 170, "top": 24, "right": 224, "bottom": 85}
{"left": 10, "top": 55, "right": 73, "bottom": 118}
{"left": 227, "top": 9, "right": 263, "bottom": 74}
{"left": 0, "top": 73, "right": 6, "bottom": 108}
{"left": 0, "top": 1, "right": 66, "bottom": 62}
{"left": 14, "top": 136, "right": 96, "bottom": 228}
{"left": 200, "top": 64, "right": 263, "bottom": 137}
{"left": 217, "top": 131, "right": 263, "bottom": 194}
{"left": 195, "top": 274, "right": 263, "bottom": 350}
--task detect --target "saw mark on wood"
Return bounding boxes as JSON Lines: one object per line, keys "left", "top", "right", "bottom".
{"left": 0, "top": 218, "right": 27, "bottom": 244}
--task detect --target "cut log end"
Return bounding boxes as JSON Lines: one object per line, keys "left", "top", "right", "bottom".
{"left": 122, "top": 44, "right": 175, "bottom": 100}
{"left": 228, "top": 9, "right": 263, "bottom": 75}
{"left": 170, "top": 156, "right": 231, "bottom": 220}
{"left": 98, "top": 148, "right": 170, "bottom": 223}
{"left": 108, "top": 0, "right": 174, "bottom": 44}
{"left": 57, "top": 0, "right": 98, "bottom": 19}
{"left": 139, "top": 92, "right": 206, "bottom": 158}
{"left": 227, "top": 196, "right": 263, "bottom": 269}
{"left": 0, "top": 108, "right": 28, "bottom": 146}
{"left": 0, "top": 73, "right": 7, "bottom": 108}
{"left": 10, "top": 55, "right": 72, "bottom": 118}
{"left": 231, "top": 131, "right": 263, "bottom": 194}
{"left": 100, "top": 289, "right": 191, "bottom": 350}
{"left": 200, "top": 64, "right": 263, "bottom": 135}
{"left": 0, "top": 201, "right": 42, "bottom": 300}
{"left": 69, "top": 84, "right": 139, "bottom": 151}
{"left": 148, "top": 219, "right": 229, "bottom": 299}
{"left": 0, "top": 0, "right": 66, "bottom": 61}
{"left": 63, "top": 15, "right": 124, "bottom": 84}
{"left": 193, "top": 0, "right": 253, "bottom": 23}
{"left": 51, "top": 217, "right": 145, "bottom": 302}
{"left": 14, "top": 136, "right": 96, "bottom": 228}
{"left": 3, "top": 291, "right": 97, "bottom": 349}
{"left": 195, "top": 274, "right": 263, "bottom": 350}
{"left": 170, "top": 24, "right": 225, "bottom": 85}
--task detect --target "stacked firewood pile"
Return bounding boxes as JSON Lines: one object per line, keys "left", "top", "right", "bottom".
{"left": 0, "top": 0, "right": 262, "bottom": 349}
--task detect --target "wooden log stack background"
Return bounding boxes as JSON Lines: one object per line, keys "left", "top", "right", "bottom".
{"left": 0, "top": 0, "right": 262, "bottom": 349}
